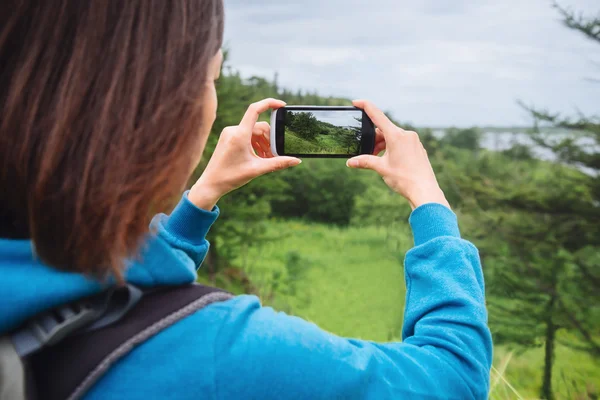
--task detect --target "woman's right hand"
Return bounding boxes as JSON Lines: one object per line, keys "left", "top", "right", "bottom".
{"left": 189, "top": 98, "right": 301, "bottom": 211}
{"left": 347, "top": 100, "right": 450, "bottom": 210}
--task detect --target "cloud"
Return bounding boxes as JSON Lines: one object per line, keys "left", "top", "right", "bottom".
{"left": 223, "top": 0, "right": 599, "bottom": 126}
{"left": 286, "top": 47, "right": 366, "bottom": 67}
{"left": 308, "top": 110, "right": 363, "bottom": 127}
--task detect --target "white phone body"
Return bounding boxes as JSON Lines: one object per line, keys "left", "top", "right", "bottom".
{"left": 270, "top": 110, "right": 279, "bottom": 156}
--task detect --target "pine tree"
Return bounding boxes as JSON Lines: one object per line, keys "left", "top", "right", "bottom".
{"left": 452, "top": 4, "right": 600, "bottom": 398}
{"left": 517, "top": 8, "right": 600, "bottom": 396}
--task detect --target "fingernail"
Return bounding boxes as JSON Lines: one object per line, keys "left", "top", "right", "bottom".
{"left": 346, "top": 159, "right": 357, "bottom": 168}
{"left": 291, "top": 159, "right": 302, "bottom": 166}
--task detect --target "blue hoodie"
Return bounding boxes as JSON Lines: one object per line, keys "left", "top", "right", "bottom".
{"left": 0, "top": 193, "right": 492, "bottom": 399}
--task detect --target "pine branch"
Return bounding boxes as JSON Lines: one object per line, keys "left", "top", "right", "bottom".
{"left": 518, "top": 101, "right": 600, "bottom": 135}
{"left": 574, "top": 259, "right": 600, "bottom": 288}
{"left": 516, "top": 102, "right": 600, "bottom": 172}
{"left": 556, "top": 298, "right": 600, "bottom": 356}
{"left": 556, "top": 338, "right": 597, "bottom": 354}
{"left": 553, "top": 2, "right": 600, "bottom": 44}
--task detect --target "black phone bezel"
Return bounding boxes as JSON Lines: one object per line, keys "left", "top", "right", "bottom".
{"left": 275, "top": 106, "right": 375, "bottom": 158}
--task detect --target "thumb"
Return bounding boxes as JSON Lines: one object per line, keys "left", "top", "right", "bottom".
{"left": 346, "top": 155, "right": 381, "bottom": 172}
{"left": 258, "top": 156, "right": 302, "bottom": 175}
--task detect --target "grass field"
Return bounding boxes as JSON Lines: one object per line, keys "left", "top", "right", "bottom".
{"left": 236, "top": 220, "right": 408, "bottom": 340}
{"left": 492, "top": 346, "right": 599, "bottom": 399}
{"left": 208, "top": 219, "right": 600, "bottom": 399}
{"left": 285, "top": 130, "right": 358, "bottom": 155}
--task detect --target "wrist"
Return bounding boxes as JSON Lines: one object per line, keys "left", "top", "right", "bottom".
{"left": 189, "top": 180, "right": 223, "bottom": 211}
{"left": 407, "top": 186, "right": 450, "bottom": 210}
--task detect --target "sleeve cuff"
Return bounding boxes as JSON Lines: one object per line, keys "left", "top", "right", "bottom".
{"left": 164, "top": 191, "right": 220, "bottom": 244}
{"left": 408, "top": 203, "right": 460, "bottom": 246}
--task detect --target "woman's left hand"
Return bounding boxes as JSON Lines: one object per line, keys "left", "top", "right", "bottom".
{"left": 189, "top": 98, "right": 301, "bottom": 210}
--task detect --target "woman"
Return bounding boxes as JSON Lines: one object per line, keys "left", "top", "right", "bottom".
{"left": 0, "top": 1, "right": 492, "bottom": 399}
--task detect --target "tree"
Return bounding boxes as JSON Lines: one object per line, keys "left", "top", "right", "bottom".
{"left": 288, "top": 111, "right": 319, "bottom": 141}
{"left": 437, "top": 145, "right": 598, "bottom": 399}
{"left": 270, "top": 159, "right": 365, "bottom": 226}
{"left": 518, "top": 7, "right": 600, "bottom": 397}
{"left": 454, "top": 5, "right": 600, "bottom": 398}
{"left": 331, "top": 126, "right": 359, "bottom": 153}
{"left": 439, "top": 127, "right": 482, "bottom": 151}
{"left": 476, "top": 163, "right": 599, "bottom": 400}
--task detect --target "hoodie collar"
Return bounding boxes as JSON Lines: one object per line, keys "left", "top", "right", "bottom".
{"left": 0, "top": 234, "right": 198, "bottom": 333}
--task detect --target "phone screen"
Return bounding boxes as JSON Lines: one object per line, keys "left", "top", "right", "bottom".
{"left": 283, "top": 109, "right": 364, "bottom": 156}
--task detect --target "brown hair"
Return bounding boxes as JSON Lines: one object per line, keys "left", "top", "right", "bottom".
{"left": 0, "top": 0, "right": 224, "bottom": 279}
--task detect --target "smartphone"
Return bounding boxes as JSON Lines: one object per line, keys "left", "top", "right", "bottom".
{"left": 270, "top": 106, "right": 375, "bottom": 158}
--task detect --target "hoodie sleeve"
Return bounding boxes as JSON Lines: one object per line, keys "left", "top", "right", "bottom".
{"left": 150, "top": 191, "right": 219, "bottom": 268}
{"left": 211, "top": 203, "right": 492, "bottom": 400}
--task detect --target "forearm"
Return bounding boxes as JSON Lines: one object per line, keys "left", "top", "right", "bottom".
{"left": 149, "top": 191, "right": 219, "bottom": 268}
{"left": 402, "top": 203, "right": 492, "bottom": 397}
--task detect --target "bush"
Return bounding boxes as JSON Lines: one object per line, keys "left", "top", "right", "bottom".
{"left": 440, "top": 127, "right": 482, "bottom": 150}
{"left": 271, "top": 159, "right": 365, "bottom": 226}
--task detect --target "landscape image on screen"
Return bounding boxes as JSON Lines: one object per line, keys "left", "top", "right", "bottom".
{"left": 284, "top": 110, "right": 363, "bottom": 155}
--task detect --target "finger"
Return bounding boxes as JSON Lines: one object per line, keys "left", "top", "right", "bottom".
{"left": 257, "top": 125, "right": 275, "bottom": 157}
{"left": 255, "top": 156, "right": 302, "bottom": 175}
{"left": 252, "top": 122, "right": 274, "bottom": 156}
{"left": 346, "top": 155, "right": 383, "bottom": 173}
{"left": 254, "top": 137, "right": 273, "bottom": 158}
{"left": 240, "top": 98, "right": 286, "bottom": 133}
{"left": 352, "top": 100, "right": 398, "bottom": 136}
{"left": 373, "top": 127, "right": 386, "bottom": 155}
{"left": 251, "top": 143, "right": 259, "bottom": 156}
{"left": 261, "top": 137, "right": 275, "bottom": 158}
{"left": 375, "top": 127, "right": 385, "bottom": 143}
{"left": 251, "top": 140, "right": 262, "bottom": 155}
{"left": 373, "top": 141, "right": 386, "bottom": 155}
{"left": 252, "top": 140, "right": 267, "bottom": 158}
{"left": 252, "top": 121, "right": 270, "bottom": 136}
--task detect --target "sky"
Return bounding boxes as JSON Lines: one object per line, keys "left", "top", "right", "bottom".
{"left": 294, "top": 110, "right": 363, "bottom": 128}
{"left": 223, "top": 0, "right": 598, "bottom": 127}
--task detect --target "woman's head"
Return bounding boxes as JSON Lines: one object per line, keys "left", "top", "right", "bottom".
{"left": 0, "top": 0, "right": 224, "bottom": 278}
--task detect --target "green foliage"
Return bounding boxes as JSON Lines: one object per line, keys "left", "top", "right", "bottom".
{"left": 439, "top": 127, "right": 482, "bottom": 150}
{"left": 439, "top": 142, "right": 599, "bottom": 399}
{"left": 492, "top": 345, "right": 599, "bottom": 399}
{"left": 501, "top": 143, "right": 535, "bottom": 160}
{"left": 283, "top": 131, "right": 321, "bottom": 154}
{"left": 284, "top": 250, "right": 311, "bottom": 296}
{"left": 508, "top": 9, "right": 600, "bottom": 399}
{"left": 236, "top": 220, "right": 408, "bottom": 339}
{"left": 271, "top": 159, "right": 365, "bottom": 226}
{"left": 286, "top": 111, "right": 319, "bottom": 141}
{"left": 554, "top": 1, "right": 600, "bottom": 44}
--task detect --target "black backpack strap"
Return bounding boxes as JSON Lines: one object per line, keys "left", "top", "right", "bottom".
{"left": 12, "top": 284, "right": 143, "bottom": 358}
{"left": 29, "top": 284, "right": 233, "bottom": 400}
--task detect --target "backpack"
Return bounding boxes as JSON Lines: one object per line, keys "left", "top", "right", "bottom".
{"left": 0, "top": 284, "right": 233, "bottom": 400}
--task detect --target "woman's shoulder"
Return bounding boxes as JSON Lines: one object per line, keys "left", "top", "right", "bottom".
{"left": 85, "top": 294, "right": 261, "bottom": 398}
{"left": 88, "top": 293, "right": 337, "bottom": 399}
